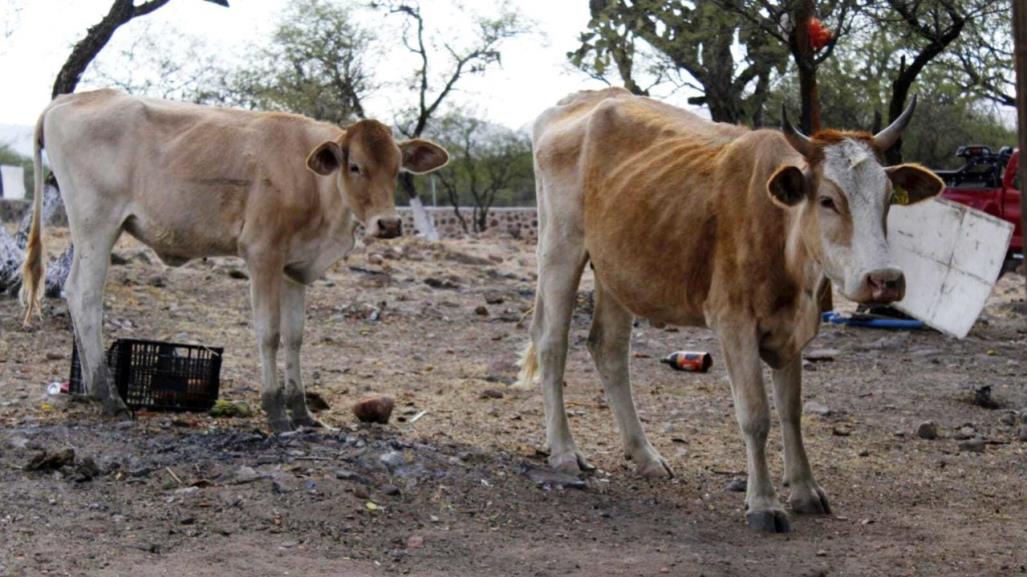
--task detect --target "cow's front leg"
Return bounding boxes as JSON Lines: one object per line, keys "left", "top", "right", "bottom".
{"left": 281, "top": 279, "right": 326, "bottom": 429}
{"left": 720, "top": 326, "right": 790, "bottom": 533}
{"left": 249, "top": 263, "right": 290, "bottom": 432}
{"left": 772, "top": 356, "right": 831, "bottom": 515}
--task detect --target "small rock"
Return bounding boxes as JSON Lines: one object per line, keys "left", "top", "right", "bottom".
{"left": 474, "top": 305, "right": 489, "bottom": 316}
{"left": 379, "top": 451, "right": 406, "bottom": 472}
{"left": 304, "top": 391, "right": 330, "bottom": 413}
{"left": 971, "top": 385, "right": 1000, "bottom": 409}
{"left": 803, "top": 401, "right": 832, "bottom": 417}
{"left": 352, "top": 485, "right": 370, "bottom": 499}
{"left": 857, "top": 448, "right": 870, "bottom": 457}
{"left": 25, "top": 448, "right": 75, "bottom": 472}
{"left": 832, "top": 425, "right": 852, "bottom": 437}
{"left": 147, "top": 275, "right": 167, "bottom": 288}
{"left": 479, "top": 388, "right": 505, "bottom": 400}
{"left": 45, "top": 351, "right": 63, "bottom": 361}
{"left": 1018, "top": 425, "right": 1027, "bottom": 442}
{"left": 334, "top": 468, "right": 357, "bottom": 480}
{"left": 915, "top": 421, "right": 938, "bottom": 440}
{"left": 725, "top": 477, "right": 746, "bottom": 492}
{"left": 380, "top": 484, "right": 401, "bottom": 496}
{"left": 406, "top": 535, "right": 424, "bottom": 549}
{"left": 424, "top": 277, "right": 459, "bottom": 290}
{"left": 484, "top": 293, "right": 505, "bottom": 305}
{"left": 803, "top": 348, "right": 839, "bottom": 362}
{"left": 999, "top": 412, "right": 1017, "bottom": 426}
{"left": 73, "top": 457, "right": 101, "bottom": 482}
{"left": 352, "top": 395, "right": 395, "bottom": 424}
{"left": 958, "top": 438, "right": 986, "bottom": 453}
{"left": 953, "top": 425, "right": 976, "bottom": 441}
{"left": 179, "top": 516, "right": 196, "bottom": 525}
{"left": 271, "top": 479, "right": 293, "bottom": 494}
{"left": 233, "top": 466, "right": 262, "bottom": 484}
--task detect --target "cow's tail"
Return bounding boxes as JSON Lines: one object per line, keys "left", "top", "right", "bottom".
{"left": 20, "top": 110, "right": 46, "bottom": 326}
{"left": 516, "top": 339, "right": 538, "bottom": 390}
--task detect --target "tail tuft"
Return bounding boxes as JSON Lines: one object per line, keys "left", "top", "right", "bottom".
{"left": 20, "top": 109, "right": 47, "bottom": 327}
{"left": 516, "top": 340, "right": 538, "bottom": 389}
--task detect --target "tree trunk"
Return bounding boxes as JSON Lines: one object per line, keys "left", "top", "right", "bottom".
{"left": 51, "top": 0, "right": 147, "bottom": 98}
{"left": 793, "top": 0, "right": 821, "bottom": 134}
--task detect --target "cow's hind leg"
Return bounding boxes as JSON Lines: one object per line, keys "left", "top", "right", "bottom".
{"left": 588, "top": 282, "right": 671, "bottom": 478}
{"left": 532, "top": 237, "right": 589, "bottom": 473}
{"left": 248, "top": 261, "right": 290, "bottom": 432}
{"left": 66, "top": 225, "right": 126, "bottom": 416}
{"left": 719, "top": 323, "right": 790, "bottom": 533}
{"left": 281, "top": 278, "right": 326, "bottom": 429}
{"left": 772, "top": 357, "right": 830, "bottom": 515}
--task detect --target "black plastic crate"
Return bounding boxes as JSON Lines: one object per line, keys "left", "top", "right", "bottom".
{"left": 70, "top": 338, "right": 223, "bottom": 412}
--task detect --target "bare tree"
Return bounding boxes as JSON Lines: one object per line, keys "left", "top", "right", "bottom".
{"left": 374, "top": 1, "right": 525, "bottom": 240}
{"left": 52, "top": 0, "right": 228, "bottom": 98}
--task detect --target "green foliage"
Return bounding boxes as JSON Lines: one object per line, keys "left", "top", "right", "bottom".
{"left": 0, "top": 144, "right": 33, "bottom": 195}
{"left": 197, "top": 0, "right": 373, "bottom": 125}
{"left": 428, "top": 113, "right": 534, "bottom": 229}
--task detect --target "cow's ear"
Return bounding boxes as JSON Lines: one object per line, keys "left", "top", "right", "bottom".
{"left": 886, "top": 163, "right": 943, "bottom": 205}
{"left": 767, "top": 165, "right": 808, "bottom": 207}
{"left": 399, "top": 139, "right": 449, "bottom": 174}
{"left": 306, "top": 141, "right": 344, "bottom": 176}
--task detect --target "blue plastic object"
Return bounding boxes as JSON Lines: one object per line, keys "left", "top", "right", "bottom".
{"left": 821, "top": 311, "right": 925, "bottom": 330}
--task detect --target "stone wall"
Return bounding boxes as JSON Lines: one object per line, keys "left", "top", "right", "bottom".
{"left": 397, "top": 207, "right": 538, "bottom": 240}
{"left": 0, "top": 199, "right": 538, "bottom": 240}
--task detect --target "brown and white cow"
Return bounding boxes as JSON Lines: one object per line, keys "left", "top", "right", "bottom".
{"left": 518, "top": 88, "right": 942, "bottom": 532}
{"left": 21, "top": 89, "right": 448, "bottom": 431}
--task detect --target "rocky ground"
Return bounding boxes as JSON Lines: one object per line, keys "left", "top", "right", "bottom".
{"left": 0, "top": 229, "right": 1025, "bottom": 577}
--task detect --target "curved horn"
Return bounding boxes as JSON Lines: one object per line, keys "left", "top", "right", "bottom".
{"left": 780, "top": 104, "right": 815, "bottom": 158}
{"left": 873, "top": 94, "right": 917, "bottom": 151}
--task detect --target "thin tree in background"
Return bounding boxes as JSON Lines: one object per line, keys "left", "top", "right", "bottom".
{"left": 375, "top": 1, "right": 525, "bottom": 240}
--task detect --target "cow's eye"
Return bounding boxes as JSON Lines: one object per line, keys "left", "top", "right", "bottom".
{"left": 349, "top": 164, "right": 360, "bottom": 175}
{"left": 818, "top": 196, "right": 837, "bottom": 211}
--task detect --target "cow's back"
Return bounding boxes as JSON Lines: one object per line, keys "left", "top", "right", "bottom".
{"left": 42, "top": 90, "right": 342, "bottom": 261}
{"left": 538, "top": 88, "right": 801, "bottom": 326}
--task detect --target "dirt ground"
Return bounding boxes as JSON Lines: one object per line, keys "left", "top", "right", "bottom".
{"left": 1, "top": 229, "right": 1025, "bottom": 577}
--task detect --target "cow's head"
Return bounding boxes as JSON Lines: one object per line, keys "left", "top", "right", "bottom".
{"left": 305, "top": 119, "right": 449, "bottom": 239}
{"left": 768, "top": 97, "right": 944, "bottom": 304}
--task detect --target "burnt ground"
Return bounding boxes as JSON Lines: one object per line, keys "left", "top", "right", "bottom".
{"left": 0, "top": 229, "right": 1025, "bottom": 577}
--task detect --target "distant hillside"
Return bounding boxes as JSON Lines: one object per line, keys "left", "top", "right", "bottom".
{"left": 0, "top": 124, "right": 34, "bottom": 158}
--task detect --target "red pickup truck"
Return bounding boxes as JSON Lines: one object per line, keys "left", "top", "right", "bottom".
{"left": 935, "top": 145, "right": 1023, "bottom": 262}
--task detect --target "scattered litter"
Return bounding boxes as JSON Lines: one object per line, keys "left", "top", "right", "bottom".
{"left": 660, "top": 351, "right": 712, "bottom": 373}
{"left": 823, "top": 311, "right": 925, "bottom": 330}
{"left": 518, "top": 464, "right": 586, "bottom": 490}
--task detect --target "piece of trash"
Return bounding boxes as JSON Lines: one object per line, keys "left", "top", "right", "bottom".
{"left": 660, "top": 351, "right": 713, "bottom": 373}
{"left": 803, "top": 348, "right": 839, "bottom": 362}
{"left": 822, "top": 311, "right": 924, "bottom": 330}
{"left": 46, "top": 381, "right": 70, "bottom": 396}
{"left": 365, "top": 501, "right": 380, "bottom": 512}
{"left": 409, "top": 410, "right": 427, "bottom": 424}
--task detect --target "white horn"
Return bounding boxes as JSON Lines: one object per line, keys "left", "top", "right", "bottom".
{"left": 780, "top": 104, "right": 815, "bottom": 158}
{"left": 873, "top": 95, "right": 917, "bottom": 151}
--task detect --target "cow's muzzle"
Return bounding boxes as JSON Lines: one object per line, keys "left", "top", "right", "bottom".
{"left": 369, "top": 216, "right": 403, "bottom": 239}
{"left": 861, "top": 268, "right": 905, "bottom": 304}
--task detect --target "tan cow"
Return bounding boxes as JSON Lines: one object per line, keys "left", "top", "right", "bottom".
{"left": 21, "top": 89, "right": 448, "bottom": 432}
{"left": 518, "top": 87, "right": 942, "bottom": 532}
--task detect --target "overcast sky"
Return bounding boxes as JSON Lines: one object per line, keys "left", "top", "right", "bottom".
{"left": 0, "top": 0, "right": 699, "bottom": 131}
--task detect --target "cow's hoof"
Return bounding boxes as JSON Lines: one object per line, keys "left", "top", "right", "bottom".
{"left": 746, "top": 508, "right": 792, "bottom": 533}
{"left": 293, "top": 415, "right": 335, "bottom": 432}
{"left": 789, "top": 483, "right": 832, "bottom": 515}
{"left": 633, "top": 450, "right": 674, "bottom": 479}
{"left": 101, "top": 396, "right": 130, "bottom": 418}
{"left": 548, "top": 450, "right": 594, "bottom": 474}
{"left": 268, "top": 419, "right": 295, "bottom": 433}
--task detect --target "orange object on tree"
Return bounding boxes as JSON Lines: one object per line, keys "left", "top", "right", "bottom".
{"left": 808, "top": 17, "right": 832, "bottom": 51}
